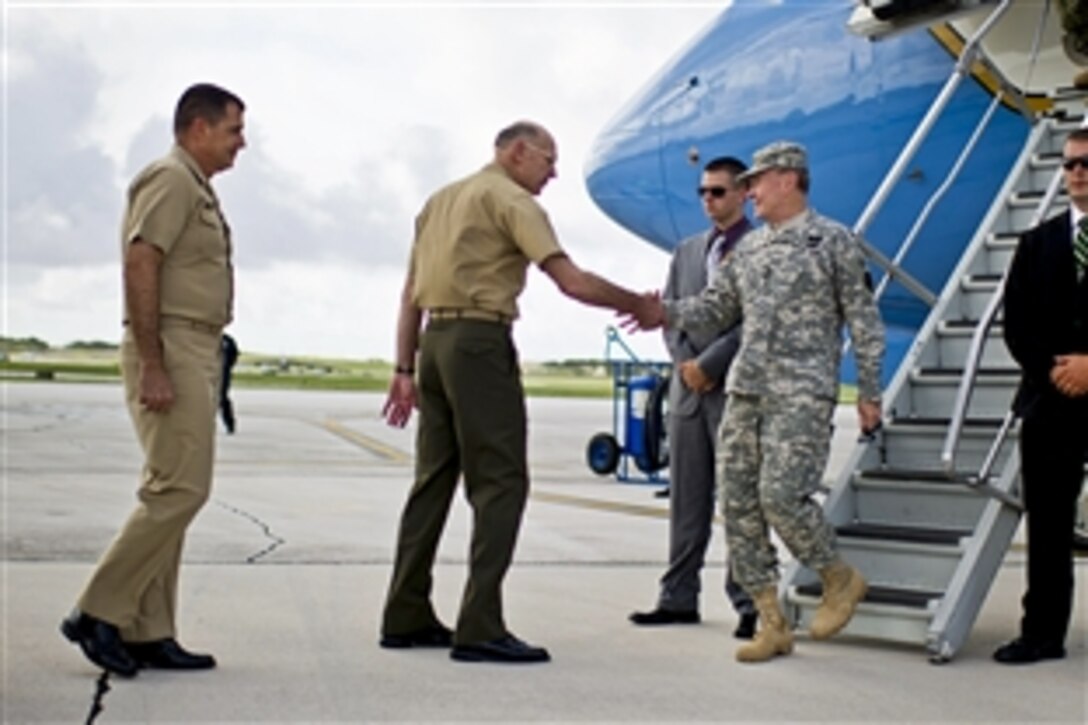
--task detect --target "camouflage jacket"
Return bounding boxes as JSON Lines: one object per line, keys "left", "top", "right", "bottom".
{"left": 663, "top": 208, "right": 885, "bottom": 402}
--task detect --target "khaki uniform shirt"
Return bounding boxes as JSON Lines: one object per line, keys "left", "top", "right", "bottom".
{"left": 665, "top": 208, "right": 885, "bottom": 402}
{"left": 121, "top": 145, "right": 233, "bottom": 327}
{"left": 410, "top": 162, "right": 563, "bottom": 320}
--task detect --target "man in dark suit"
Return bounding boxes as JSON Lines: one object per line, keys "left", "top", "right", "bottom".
{"left": 999, "top": 126, "right": 1088, "bottom": 664}
{"left": 629, "top": 157, "right": 757, "bottom": 638}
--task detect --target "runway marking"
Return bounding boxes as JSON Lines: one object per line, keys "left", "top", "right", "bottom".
{"left": 530, "top": 489, "right": 674, "bottom": 520}
{"left": 319, "top": 418, "right": 412, "bottom": 463}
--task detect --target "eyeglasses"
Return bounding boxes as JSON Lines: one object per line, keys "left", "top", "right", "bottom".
{"left": 697, "top": 186, "right": 731, "bottom": 198}
{"left": 526, "top": 143, "right": 557, "bottom": 166}
{"left": 1062, "top": 155, "right": 1088, "bottom": 171}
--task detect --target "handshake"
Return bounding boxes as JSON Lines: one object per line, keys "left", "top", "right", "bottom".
{"left": 617, "top": 290, "right": 666, "bottom": 333}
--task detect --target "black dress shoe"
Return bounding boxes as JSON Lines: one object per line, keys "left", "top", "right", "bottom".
{"left": 993, "top": 638, "right": 1066, "bottom": 665}
{"left": 60, "top": 610, "right": 139, "bottom": 678}
{"left": 380, "top": 623, "right": 453, "bottom": 649}
{"left": 733, "top": 611, "right": 758, "bottom": 640}
{"left": 126, "top": 639, "right": 216, "bottom": 670}
{"left": 629, "top": 607, "right": 700, "bottom": 625}
{"left": 450, "top": 635, "right": 550, "bottom": 663}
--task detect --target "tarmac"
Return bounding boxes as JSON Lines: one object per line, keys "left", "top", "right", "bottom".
{"left": 2, "top": 381, "right": 1086, "bottom": 723}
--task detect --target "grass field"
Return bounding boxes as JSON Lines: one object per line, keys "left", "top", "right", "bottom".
{"left": 0, "top": 349, "right": 616, "bottom": 397}
{"left": 1, "top": 348, "right": 859, "bottom": 401}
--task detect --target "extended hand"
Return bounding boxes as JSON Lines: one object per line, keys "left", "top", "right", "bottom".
{"left": 679, "top": 360, "right": 714, "bottom": 393}
{"left": 1051, "top": 354, "right": 1088, "bottom": 397}
{"left": 382, "top": 374, "right": 417, "bottom": 427}
{"left": 617, "top": 291, "right": 665, "bottom": 333}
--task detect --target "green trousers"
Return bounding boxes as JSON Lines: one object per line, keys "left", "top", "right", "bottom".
{"left": 381, "top": 319, "right": 528, "bottom": 644}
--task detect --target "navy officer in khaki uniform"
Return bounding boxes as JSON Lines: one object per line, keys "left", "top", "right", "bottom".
{"left": 380, "top": 121, "right": 656, "bottom": 664}
{"left": 62, "top": 83, "right": 245, "bottom": 677}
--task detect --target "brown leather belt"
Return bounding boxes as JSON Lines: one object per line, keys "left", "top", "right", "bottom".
{"left": 427, "top": 308, "right": 511, "bottom": 325}
{"left": 156, "top": 316, "right": 223, "bottom": 336}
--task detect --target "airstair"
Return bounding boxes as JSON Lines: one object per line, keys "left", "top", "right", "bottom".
{"left": 780, "top": 0, "right": 1085, "bottom": 662}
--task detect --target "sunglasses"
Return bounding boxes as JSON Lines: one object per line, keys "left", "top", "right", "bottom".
{"left": 1062, "top": 155, "right": 1088, "bottom": 171}
{"left": 697, "top": 186, "right": 731, "bottom": 198}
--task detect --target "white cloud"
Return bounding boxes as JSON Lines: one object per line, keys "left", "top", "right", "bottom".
{"left": 4, "top": 2, "right": 721, "bottom": 361}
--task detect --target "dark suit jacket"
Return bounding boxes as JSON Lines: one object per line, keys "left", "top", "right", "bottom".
{"left": 1004, "top": 211, "right": 1088, "bottom": 418}
{"left": 663, "top": 221, "right": 749, "bottom": 419}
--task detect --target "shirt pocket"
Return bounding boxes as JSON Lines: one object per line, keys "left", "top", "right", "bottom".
{"left": 190, "top": 201, "right": 229, "bottom": 259}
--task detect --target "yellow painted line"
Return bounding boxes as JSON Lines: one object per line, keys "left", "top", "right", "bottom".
{"left": 319, "top": 418, "right": 412, "bottom": 464}
{"left": 929, "top": 24, "right": 1050, "bottom": 114}
{"left": 530, "top": 489, "right": 723, "bottom": 522}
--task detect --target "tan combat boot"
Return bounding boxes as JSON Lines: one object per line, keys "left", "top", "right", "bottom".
{"left": 809, "top": 559, "right": 867, "bottom": 640}
{"left": 735, "top": 587, "right": 794, "bottom": 663}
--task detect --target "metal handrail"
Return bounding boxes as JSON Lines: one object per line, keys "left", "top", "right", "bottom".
{"left": 872, "top": 92, "right": 1004, "bottom": 303}
{"left": 939, "top": 145, "right": 1065, "bottom": 476}
{"left": 852, "top": 0, "right": 1013, "bottom": 308}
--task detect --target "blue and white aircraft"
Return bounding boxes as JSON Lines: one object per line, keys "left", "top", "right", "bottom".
{"left": 585, "top": 0, "right": 1077, "bottom": 384}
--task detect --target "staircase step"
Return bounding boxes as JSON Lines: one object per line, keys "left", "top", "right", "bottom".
{"left": 987, "top": 231, "right": 1020, "bottom": 246}
{"left": 838, "top": 522, "right": 972, "bottom": 546}
{"left": 915, "top": 366, "right": 1019, "bottom": 377}
{"left": 857, "top": 467, "right": 983, "bottom": 483}
{"left": 934, "top": 321, "right": 1012, "bottom": 368}
{"left": 885, "top": 416, "right": 1006, "bottom": 429}
{"left": 1009, "top": 191, "right": 1067, "bottom": 211}
{"left": 795, "top": 582, "right": 942, "bottom": 609}
{"left": 873, "top": 420, "right": 1014, "bottom": 473}
{"left": 940, "top": 319, "right": 1003, "bottom": 333}
{"left": 852, "top": 473, "right": 990, "bottom": 531}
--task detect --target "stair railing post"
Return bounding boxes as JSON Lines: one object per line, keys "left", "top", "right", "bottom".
{"left": 872, "top": 92, "right": 1003, "bottom": 303}
{"left": 853, "top": 0, "right": 1013, "bottom": 240}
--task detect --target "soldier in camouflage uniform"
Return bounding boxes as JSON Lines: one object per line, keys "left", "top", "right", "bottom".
{"left": 625, "top": 141, "right": 885, "bottom": 663}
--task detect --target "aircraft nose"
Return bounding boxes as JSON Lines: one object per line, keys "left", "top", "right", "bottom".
{"left": 585, "top": 126, "right": 678, "bottom": 247}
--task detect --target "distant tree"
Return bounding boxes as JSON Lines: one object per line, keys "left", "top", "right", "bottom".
{"left": 0, "top": 336, "right": 50, "bottom": 352}
{"left": 65, "top": 340, "right": 118, "bottom": 351}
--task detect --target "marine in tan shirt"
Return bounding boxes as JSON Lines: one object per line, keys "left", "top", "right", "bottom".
{"left": 379, "top": 121, "right": 656, "bottom": 664}
{"left": 62, "top": 83, "right": 245, "bottom": 679}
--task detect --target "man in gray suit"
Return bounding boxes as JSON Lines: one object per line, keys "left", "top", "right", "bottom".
{"left": 630, "top": 157, "right": 757, "bottom": 638}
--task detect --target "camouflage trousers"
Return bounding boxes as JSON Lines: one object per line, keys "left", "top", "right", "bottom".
{"left": 718, "top": 393, "right": 838, "bottom": 594}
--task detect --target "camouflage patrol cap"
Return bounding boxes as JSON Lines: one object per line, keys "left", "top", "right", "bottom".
{"left": 737, "top": 141, "right": 807, "bottom": 182}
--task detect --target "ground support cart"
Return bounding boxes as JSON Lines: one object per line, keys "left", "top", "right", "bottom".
{"left": 585, "top": 328, "right": 671, "bottom": 483}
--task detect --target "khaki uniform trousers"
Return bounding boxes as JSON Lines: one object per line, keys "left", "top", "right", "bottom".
{"left": 382, "top": 319, "right": 528, "bottom": 644}
{"left": 78, "top": 322, "right": 220, "bottom": 642}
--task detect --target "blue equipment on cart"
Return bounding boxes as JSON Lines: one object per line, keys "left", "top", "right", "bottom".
{"left": 586, "top": 328, "right": 671, "bottom": 483}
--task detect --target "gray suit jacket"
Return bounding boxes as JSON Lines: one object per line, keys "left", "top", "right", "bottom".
{"left": 663, "top": 221, "right": 749, "bottom": 419}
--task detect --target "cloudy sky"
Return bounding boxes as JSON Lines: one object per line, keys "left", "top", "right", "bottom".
{"left": 4, "top": 1, "right": 723, "bottom": 362}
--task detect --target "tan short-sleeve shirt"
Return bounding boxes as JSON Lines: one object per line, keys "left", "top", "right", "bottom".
{"left": 410, "top": 162, "right": 564, "bottom": 320}
{"left": 121, "top": 145, "right": 234, "bottom": 327}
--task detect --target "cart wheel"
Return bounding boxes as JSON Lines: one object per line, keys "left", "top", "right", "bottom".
{"left": 586, "top": 432, "right": 621, "bottom": 475}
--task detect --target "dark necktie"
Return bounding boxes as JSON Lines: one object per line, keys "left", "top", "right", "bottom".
{"left": 706, "top": 231, "right": 726, "bottom": 279}
{"left": 1076, "top": 217, "right": 1088, "bottom": 283}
